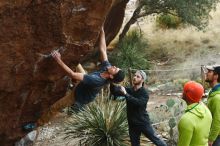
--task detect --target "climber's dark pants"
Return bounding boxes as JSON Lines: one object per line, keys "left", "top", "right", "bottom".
{"left": 129, "top": 123, "right": 167, "bottom": 146}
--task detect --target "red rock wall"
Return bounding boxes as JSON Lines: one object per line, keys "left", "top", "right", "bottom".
{"left": 0, "top": 0, "right": 129, "bottom": 145}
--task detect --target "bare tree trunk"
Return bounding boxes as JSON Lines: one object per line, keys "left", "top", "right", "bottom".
{"left": 119, "top": 4, "right": 143, "bottom": 41}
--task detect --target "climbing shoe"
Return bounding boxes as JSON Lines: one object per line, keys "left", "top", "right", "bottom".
{"left": 22, "top": 122, "right": 37, "bottom": 132}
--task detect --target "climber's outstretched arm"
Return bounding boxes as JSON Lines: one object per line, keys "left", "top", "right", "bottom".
{"left": 51, "top": 50, "right": 84, "bottom": 81}
{"left": 99, "top": 27, "right": 108, "bottom": 62}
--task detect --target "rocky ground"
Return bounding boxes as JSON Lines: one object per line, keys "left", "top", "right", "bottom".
{"left": 32, "top": 93, "right": 178, "bottom": 146}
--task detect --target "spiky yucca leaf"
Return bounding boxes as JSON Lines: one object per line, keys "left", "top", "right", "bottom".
{"left": 63, "top": 99, "right": 128, "bottom": 146}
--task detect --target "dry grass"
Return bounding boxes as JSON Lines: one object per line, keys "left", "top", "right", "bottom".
{"left": 121, "top": 3, "right": 220, "bottom": 70}
{"left": 141, "top": 4, "right": 220, "bottom": 67}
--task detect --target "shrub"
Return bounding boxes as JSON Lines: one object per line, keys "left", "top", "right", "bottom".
{"left": 63, "top": 99, "right": 128, "bottom": 146}
{"left": 156, "top": 13, "right": 181, "bottom": 29}
{"left": 109, "top": 29, "right": 150, "bottom": 70}
{"left": 145, "top": 47, "right": 170, "bottom": 63}
{"left": 149, "top": 98, "right": 186, "bottom": 146}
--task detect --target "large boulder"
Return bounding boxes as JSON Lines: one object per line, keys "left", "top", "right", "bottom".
{"left": 0, "top": 0, "right": 129, "bottom": 145}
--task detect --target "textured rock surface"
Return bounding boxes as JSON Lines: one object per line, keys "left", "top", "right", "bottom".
{"left": 0, "top": 0, "right": 129, "bottom": 145}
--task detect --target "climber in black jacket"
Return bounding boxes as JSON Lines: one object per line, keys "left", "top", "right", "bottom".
{"left": 111, "top": 70, "right": 167, "bottom": 146}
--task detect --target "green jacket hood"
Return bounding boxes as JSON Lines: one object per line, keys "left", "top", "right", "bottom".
{"left": 209, "top": 90, "right": 220, "bottom": 98}
{"left": 186, "top": 103, "right": 206, "bottom": 119}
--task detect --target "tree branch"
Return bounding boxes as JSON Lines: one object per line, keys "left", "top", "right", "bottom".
{"left": 119, "top": 4, "right": 144, "bottom": 41}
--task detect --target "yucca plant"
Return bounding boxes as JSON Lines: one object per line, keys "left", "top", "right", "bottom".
{"left": 63, "top": 97, "right": 128, "bottom": 146}
{"left": 109, "top": 28, "right": 150, "bottom": 70}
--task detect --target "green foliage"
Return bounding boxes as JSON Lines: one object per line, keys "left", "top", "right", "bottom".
{"left": 140, "top": 0, "right": 219, "bottom": 29}
{"left": 156, "top": 13, "right": 181, "bottom": 29}
{"left": 168, "top": 117, "right": 177, "bottom": 146}
{"left": 168, "top": 118, "right": 176, "bottom": 129}
{"left": 166, "top": 99, "right": 175, "bottom": 108}
{"left": 149, "top": 104, "right": 171, "bottom": 124}
{"left": 109, "top": 29, "right": 150, "bottom": 70}
{"left": 169, "top": 98, "right": 186, "bottom": 117}
{"left": 63, "top": 99, "right": 128, "bottom": 146}
{"left": 149, "top": 98, "right": 185, "bottom": 146}
{"left": 149, "top": 98, "right": 185, "bottom": 124}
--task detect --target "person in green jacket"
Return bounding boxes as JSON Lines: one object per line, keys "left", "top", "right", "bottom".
{"left": 205, "top": 65, "right": 220, "bottom": 146}
{"left": 178, "top": 81, "right": 212, "bottom": 146}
